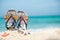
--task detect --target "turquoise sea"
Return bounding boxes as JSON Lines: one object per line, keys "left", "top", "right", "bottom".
{"left": 0, "top": 15, "right": 60, "bottom": 32}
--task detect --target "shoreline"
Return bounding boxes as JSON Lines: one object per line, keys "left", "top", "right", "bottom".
{"left": 0, "top": 28, "right": 60, "bottom": 34}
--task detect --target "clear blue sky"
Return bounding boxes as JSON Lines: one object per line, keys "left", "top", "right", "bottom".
{"left": 0, "top": 0, "right": 60, "bottom": 17}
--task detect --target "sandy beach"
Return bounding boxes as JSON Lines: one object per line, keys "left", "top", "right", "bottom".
{"left": 0, "top": 28, "right": 60, "bottom": 40}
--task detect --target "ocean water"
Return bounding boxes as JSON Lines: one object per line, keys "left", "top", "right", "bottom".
{"left": 0, "top": 15, "right": 60, "bottom": 32}
{"left": 28, "top": 16, "right": 60, "bottom": 29}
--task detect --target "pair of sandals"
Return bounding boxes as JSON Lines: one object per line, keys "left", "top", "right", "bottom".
{"left": 4, "top": 10, "right": 30, "bottom": 35}
{"left": 4, "top": 9, "right": 30, "bottom": 35}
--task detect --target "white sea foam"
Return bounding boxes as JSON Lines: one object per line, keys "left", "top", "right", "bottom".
{"left": 28, "top": 27, "right": 60, "bottom": 34}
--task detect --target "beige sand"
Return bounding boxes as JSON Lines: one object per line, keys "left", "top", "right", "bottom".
{"left": 0, "top": 28, "right": 60, "bottom": 40}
